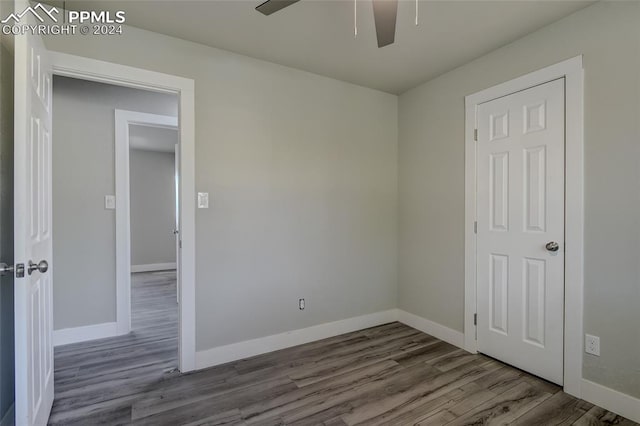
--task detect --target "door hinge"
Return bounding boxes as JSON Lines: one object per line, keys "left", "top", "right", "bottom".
{"left": 474, "top": 313, "right": 477, "bottom": 326}
{"left": 474, "top": 129, "right": 478, "bottom": 141}
{"left": 474, "top": 221, "right": 477, "bottom": 234}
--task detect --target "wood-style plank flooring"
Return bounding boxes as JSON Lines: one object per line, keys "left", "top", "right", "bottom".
{"left": 50, "top": 272, "right": 637, "bottom": 425}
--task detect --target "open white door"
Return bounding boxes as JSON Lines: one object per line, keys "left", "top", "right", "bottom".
{"left": 14, "top": 3, "right": 54, "bottom": 424}
{"left": 174, "top": 144, "right": 181, "bottom": 304}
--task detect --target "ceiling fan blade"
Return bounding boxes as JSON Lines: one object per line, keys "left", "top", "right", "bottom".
{"left": 372, "top": 0, "right": 398, "bottom": 48}
{"left": 255, "top": 0, "right": 301, "bottom": 16}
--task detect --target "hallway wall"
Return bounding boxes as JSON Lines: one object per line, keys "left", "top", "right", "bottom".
{"left": 130, "top": 148, "right": 177, "bottom": 268}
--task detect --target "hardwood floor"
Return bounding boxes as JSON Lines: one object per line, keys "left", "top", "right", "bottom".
{"left": 50, "top": 272, "right": 637, "bottom": 425}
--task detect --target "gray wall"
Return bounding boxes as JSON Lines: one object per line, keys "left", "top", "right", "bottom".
{"left": 52, "top": 76, "right": 178, "bottom": 330}
{"left": 398, "top": 1, "right": 640, "bottom": 398}
{"left": 130, "top": 148, "right": 176, "bottom": 267}
{"left": 45, "top": 25, "right": 398, "bottom": 351}
{"left": 0, "top": 5, "right": 15, "bottom": 420}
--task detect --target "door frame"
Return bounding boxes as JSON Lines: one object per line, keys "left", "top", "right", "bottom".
{"left": 50, "top": 52, "right": 197, "bottom": 372}
{"left": 114, "top": 110, "right": 178, "bottom": 336}
{"left": 464, "top": 56, "right": 584, "bottom": 397}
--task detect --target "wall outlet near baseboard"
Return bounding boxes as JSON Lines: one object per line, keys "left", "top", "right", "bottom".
{"left": 585, "top": 334, "right": 600, "bottom": 356}
{"left": 298, "top": 298, "right": 305, "bottom": 310}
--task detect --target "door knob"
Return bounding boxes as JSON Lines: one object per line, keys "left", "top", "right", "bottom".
{"left": 545, "top": 242, "right": 560, "bottom": 252}
{"left": 27, "top": 260, "right": 49, "bottom": 275}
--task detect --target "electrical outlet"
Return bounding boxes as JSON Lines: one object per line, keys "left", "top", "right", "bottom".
{"left": 585, "top": 334, "right": 600, "bottom": 356}
{"left": 298, "top": 298, "right": 305, "bottom": 310}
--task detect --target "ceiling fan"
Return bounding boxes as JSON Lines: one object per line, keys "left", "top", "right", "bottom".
{"left": 255, "top": 0, "right": 399, "bottom": 48}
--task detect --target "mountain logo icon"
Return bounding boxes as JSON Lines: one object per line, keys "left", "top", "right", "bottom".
{"left": 1, "top": 3, "right": 59, "bottom": 24}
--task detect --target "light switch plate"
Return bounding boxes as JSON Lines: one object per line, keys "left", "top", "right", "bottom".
{"left": 197, "top": 192, "right": 209, "bottom": 209}
{"left": 105, "top": 195, "right": 116, "bottom": 210}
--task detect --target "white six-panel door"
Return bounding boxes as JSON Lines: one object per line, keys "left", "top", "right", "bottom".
{"left": 476, "top": 78, "right": 565, "bottom": 385}
{"left": 14, "top": 4, "right": 54, "bottom": 424}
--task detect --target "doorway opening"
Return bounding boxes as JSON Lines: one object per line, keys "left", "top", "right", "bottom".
{"left": 13, "top": 39, "right": 195, "bottom": 423}
{"left": 125, "top": 117, "right": 180, "bottom": 352}
{"left": 50, "top": 76, "right": 181, "bottom": 371}
{"left": 114, "top": 110, "right": 180, "bottom": 339}
{"left": 47, "top": 76, "right": 185, "bottom": 422}
{"left": 47, "top": 51, "right": 197, "bottom": 375}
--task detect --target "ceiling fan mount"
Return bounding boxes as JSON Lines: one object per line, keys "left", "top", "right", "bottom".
{"left": 255, "top": 0, "right": 399, "bottom": 48}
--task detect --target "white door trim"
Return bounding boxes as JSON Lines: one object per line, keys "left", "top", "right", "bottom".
{"left": 114, "top": 109, "right": 178, "bottom": 338}
{"left": 464, "top": 56, "right": 584, "bottom": 397}
{"left": 50, "top": 52, "right": 197, "bottom": 372}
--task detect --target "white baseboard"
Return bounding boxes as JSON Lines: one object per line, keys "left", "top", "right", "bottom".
{"left": 131, "top": 262, "right": 176, "bottom": 273}
{"left": 396, "top": 309, "right": 465, "bottom": 349}
{"left": 581, "top": 379, "right": 640, "bottom": 423}
{"left": 0, "top": 404, "right": 14, "bottom": 426}
{"left": 195, "top": 309, "right": 398, "bottom": 369}
{"left": 54, "top": 322, "right": 120, "bottom": 347}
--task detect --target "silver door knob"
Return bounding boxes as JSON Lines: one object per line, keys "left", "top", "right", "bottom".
{"left": 27, "top": 260, "right": 49, "bottom": 275}
{"left": 545, "top": 242, "right": 559, "bottom": 252}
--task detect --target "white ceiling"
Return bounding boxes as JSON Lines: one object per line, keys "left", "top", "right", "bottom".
{"left": 129, "top": 125, "right": 178, "bottom": 153}
{"left": 63, "top": 0, "right": 594, "bottom": 94}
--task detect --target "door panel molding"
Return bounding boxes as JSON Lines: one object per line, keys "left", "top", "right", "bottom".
{"left": 464, "top": 56, "right": 584, "bottom": 397}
